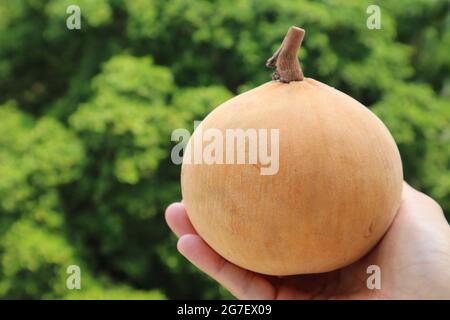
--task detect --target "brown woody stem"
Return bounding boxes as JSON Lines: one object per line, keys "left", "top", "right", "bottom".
{"left": 266, "top": 26, "right": 305, "bottom": 83}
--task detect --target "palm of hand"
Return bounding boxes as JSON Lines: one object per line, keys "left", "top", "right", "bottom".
{"left": 166, "top": 182, "right": 450, "bottom": 300}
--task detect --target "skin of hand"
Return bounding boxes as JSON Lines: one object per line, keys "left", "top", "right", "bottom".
{"left": 165, "top": 182, "right": 450, "bottom": 300}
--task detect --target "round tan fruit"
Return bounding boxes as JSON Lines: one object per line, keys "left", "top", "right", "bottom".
{"left": 181, "top": 27, "right": 403, "bottom": 276}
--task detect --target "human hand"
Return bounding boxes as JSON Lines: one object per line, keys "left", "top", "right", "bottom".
{"left": 165, "top": 182, "right": 450, "bottom": 299}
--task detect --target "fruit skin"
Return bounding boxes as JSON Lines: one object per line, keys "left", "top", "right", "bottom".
{"left": 181, "top": 78, "right": 403, "bottom": 276}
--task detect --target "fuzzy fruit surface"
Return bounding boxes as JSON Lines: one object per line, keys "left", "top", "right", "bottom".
{"left": 181, "top": 77, "right": 403, "bottom": 276}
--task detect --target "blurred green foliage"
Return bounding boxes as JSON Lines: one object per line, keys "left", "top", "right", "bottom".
{"left": 0, "top": 0, "right": 448, "bottom": 299}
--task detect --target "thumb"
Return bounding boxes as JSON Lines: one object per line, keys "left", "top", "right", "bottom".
{"left": 400, "top": 181, "right": 448, "bottom": 228}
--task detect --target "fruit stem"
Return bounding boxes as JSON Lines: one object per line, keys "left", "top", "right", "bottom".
{"left": 266, "top": 26, "right": 305, "bottom": 83}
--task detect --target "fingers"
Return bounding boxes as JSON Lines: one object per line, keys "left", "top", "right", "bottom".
{"left": 177, "top": 234, "right": 275, "bottom": 300}
{"left": 165, "top": 202, "right": 197, "bottom": 237}
{"left": 166, "top": 202, "right": 305, "bottom": 299}
{"left": 166, "top": 202, "right": 275, "bottom": 299}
